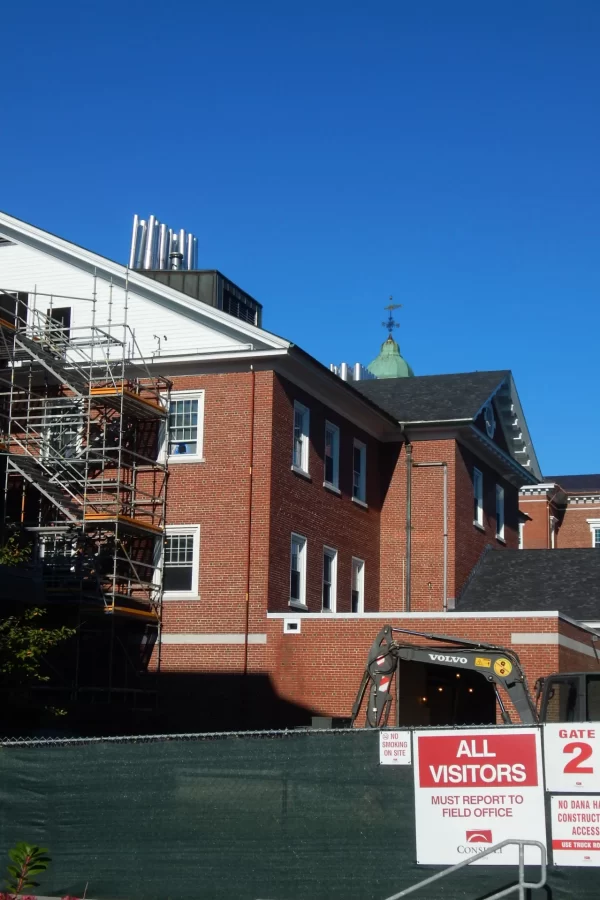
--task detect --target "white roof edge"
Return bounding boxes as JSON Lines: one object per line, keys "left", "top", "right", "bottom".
{"left": 0, "top": 210, "right": 291, "bottom": 352}
{"left": 507, "top": 373, "right": 543, "bottom": 482}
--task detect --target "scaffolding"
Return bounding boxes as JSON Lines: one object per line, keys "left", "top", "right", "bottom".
{"left": 0, "top": 284, "right": 171, "bottom": 710}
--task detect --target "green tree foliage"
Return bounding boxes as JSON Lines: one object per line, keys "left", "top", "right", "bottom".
{"left": 0, "top": 538, "right": 75, "bottom": 685}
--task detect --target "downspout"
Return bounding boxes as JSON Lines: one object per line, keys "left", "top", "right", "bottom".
{"left": 405, "top": 441, "right": 412, "bottom": 611}
{"left": 411, "top": 461, "right": 449, "bottom": 614}
{"left": 243, "top": 365, "right": 256, "bottom": 677}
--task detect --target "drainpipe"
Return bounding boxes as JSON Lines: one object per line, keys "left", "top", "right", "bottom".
{"left": 411, "top": 461, "right": 449, "bottom": 614}
{"left": 405, "top": 442, "right": 413, "bottom": 611}
{"left": 243, "top": 365, "right": 256, "bottom": 677}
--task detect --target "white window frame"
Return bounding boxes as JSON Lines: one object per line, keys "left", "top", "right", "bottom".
{"left": 518, "top": 520, "right": 525, "bottom": 550}
{"left": 162, "top": 390, "right": 205, "bottom": 463}
{"left": 42, "top": 398, "right": 84, "bottom": 461}
{"left": 352, "top": 439, "right": 367, "bottom": 505}
{"left": 292, "top": 402, "right": 310, "bottom": 475}
{"left": 495, "top": 484, "right": 505, "bottom": 541}
{"left": 322, "top": 546, "right": 337, "bottom": 612}
{"left": 162, "top": 525, "right": 200, "bottom": 598}
{"left": 587, "top": 519, "right": 600, "bottom": 548}
{"left": 351, "top": 557, "right": 365, "bottom": 613}
{"left": 473, "top": 467, "right": 484, "bottom": 528}
{"left": 323, "top": 421, "right": 340, "bottom": 491}
{"left": 290, "top": 533, "right": 307, "bottom": 609}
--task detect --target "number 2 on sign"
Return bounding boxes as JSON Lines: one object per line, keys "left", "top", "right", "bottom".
{"left": 563, "top": 741, "right": 593, "bottom": 774}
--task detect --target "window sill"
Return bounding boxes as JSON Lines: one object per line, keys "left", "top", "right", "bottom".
{"left": 167, "top": 456, "right": 205, "bottom": 465}
{"left": 291, "top": 465, "right": 311, "bottom": 481}
{"left": 352, "top": 496, "right": 368, "bottom": 509}
{"left": 496, "top": 535, "right": 506, "bottom": 545}
{"left": 473, "top": 521, "right": 485, "bottom": 533}
{"left": 288, "top": 600, "right": 308, "bottom": 611}
{"left": 163, "top": 593, "right": 201, "bottom": 601}
{"left": 323, "top": 481, "right": 341, "bottom": 495}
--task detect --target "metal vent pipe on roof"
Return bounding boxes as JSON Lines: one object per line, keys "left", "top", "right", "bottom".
{"left": 129, "top": 214, "right": 199, "bottom": 271}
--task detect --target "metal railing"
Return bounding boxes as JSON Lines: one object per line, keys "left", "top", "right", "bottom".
{"left": 383, "top": 839, "right": 547, "bottom": 900}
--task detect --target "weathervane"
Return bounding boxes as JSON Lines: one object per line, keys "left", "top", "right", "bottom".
{"left": 382, "top": 297, "right": 402, "bottom": 335}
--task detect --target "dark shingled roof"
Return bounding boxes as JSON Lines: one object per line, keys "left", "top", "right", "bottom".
{"left": 353, "top": 370, "right": 509, "bottom": 423}
{"left": 458, "top": 549, "right": 600, "bottom": 621}
{"left": 545, "top": 474, "right": 600, "bottom": 493}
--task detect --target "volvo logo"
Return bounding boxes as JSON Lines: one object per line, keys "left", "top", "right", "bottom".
{"left": 428, "top": 653, "right": 468, "bottom": 665}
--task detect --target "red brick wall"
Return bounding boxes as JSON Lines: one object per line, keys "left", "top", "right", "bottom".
{"left": 454, "top": 444, "right": 518, "bottom": 599}
{"left": 160, "top": 370, "right": 274, "bottom": 668}
{"left": 555, "top": 503, "right": 600, "bottom": 548}
{"left": 519, "top": 494, "right": 554, "bottom": 548}
{"left": 267, "top": 373, "right": 381, "bottom": 614}
{"left": 264, "top": 614, "right": 596, "bottom": 724}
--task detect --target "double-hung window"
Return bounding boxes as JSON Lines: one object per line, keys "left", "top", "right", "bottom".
{"left": 352, "top": 440, "right": 367, "bottom": 504}
{"left": 163, "top": 526, "right": 200, "bottom": 595}
{"left": 495, "top": 485, "right": 505, "bottom": 540}
{"left": 168, "top": 392, "right": 204, "bottom": 459}
{"left": 290, "top": 533, "right": 307, "bottom": 607}
{"left": 322, "top": 547, "right": 337, "bottom": 611}
{"left": 473, "top": 468, "right": 483, "bottom": 528}
{"left": 43, "top": 399, "right": 83, "bottom": 460}
{"left": 324, "top": 422, "right": 340, "bottom": 490}
{"left": 351, "top": 557, "right": 364, "bottom": 613}
{"left": 292, "top": 402, "right": 310, "bottom": 474}
{"left": 588, "top": 520, "right": 600, "bottom": 548}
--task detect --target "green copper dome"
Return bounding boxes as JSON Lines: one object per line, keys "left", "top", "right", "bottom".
{"left": 367, "top": 335, "right": 414, "bottom": 379}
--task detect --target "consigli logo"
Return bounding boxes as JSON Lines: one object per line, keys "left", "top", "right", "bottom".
{"left": 456, "top": 830, "right": 502, "bottom": 855}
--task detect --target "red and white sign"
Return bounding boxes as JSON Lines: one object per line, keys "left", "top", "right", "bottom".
{"left": 544, "top": 724, "right": 600, "bottom": 793}
{"left": 413, "top": 728, "right": 546, "bottom": 866}
{"left": 379, "top": 730, "right": 411, "bottom": 765}
{"left": 551, "top": 795, "right": 600, "bottom": 866}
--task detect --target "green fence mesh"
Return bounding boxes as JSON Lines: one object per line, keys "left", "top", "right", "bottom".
{"left": 0, "top": 729, "right": 596, "bottom": 899}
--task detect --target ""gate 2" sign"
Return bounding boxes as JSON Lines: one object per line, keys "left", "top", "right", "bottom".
{"left": 544, "top": 725, "right": 600, "bottom": 793}
{"left": 413, "top": 728, "right": 546, "bottom": 866}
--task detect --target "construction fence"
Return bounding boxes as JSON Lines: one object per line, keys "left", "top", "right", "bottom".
{"left": 0, "top": 728, "right": 596, "bottom": 900}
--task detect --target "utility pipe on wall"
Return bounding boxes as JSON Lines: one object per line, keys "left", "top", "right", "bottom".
{"left": 405, "top": 442, "right": 413, "bottom": 611}
{"left": 408, "top": 460, "right": 449, "bottom": 614}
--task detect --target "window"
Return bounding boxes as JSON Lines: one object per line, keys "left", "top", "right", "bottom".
{"left": 352, "top": 440, "right": 366, "bottom": 503}
{"left": 292, "top": 402, "right": 310, "bottom": 473}
{"left": 43, "top": 400, "right": 83, "bottom": 460}
{"left": 324, "top": 422, "right": 340, "bottom": 489}
{"left": 351, "top": 557, "right": 364, "bottom": 613}
{"left": 550, "top": 516, "right": 557, "bottom": 549}
{"left": 322, "top": 547, "right": 337, "bottom": 611}
{"left": 290, "top": 534, "right": 307, "bottom": 607}
{"left": 473, "top": 468, "right": 483, "bottom": 527}
{"left": 586, "top": 519, "right": 600, "bottom": 548}
{"left": 163, "top": 526, "right": 200, "bottom": 595}
{"left": 168, "top": 392, "right": 204, "bottom": 459}
{"left": 518, "top": 521, "right": 525, "bottom": 550}
{"left": 46, "top": 307, "right": 71, "bottom": 345}
{"left": 495, "top": 484, "right": 505, "bottom": 540}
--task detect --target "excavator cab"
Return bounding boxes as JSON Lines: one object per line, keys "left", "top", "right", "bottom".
{"left": 537, "top": 673, "right": 600, "bottom": 723}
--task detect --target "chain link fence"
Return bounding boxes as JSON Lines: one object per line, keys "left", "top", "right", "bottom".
{"left": 0, "top": 728, "right": 594, "bottom": 899}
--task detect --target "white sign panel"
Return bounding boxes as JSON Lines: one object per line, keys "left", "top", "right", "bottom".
{"left": 379, "top": 730, "right": 411, "bottom": 765}
{"left": 544, "top": 724, "right": 600, "bottom": 793}
{"left": 413, "top": 728, "right": 546, "bottom": 866}
{"left": 551, "top": 795, "right": 600, "bottom": 866}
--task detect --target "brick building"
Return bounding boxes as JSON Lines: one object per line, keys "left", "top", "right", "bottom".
{"left": 0, "top": 210, "right": 598, "bottom": 732}
{"left": 520, "top": 475, "right": 600, "bottom": 549}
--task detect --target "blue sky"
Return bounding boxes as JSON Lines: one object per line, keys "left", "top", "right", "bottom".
{"left": 2, "top": 1, "right": 599, "bottom": 475}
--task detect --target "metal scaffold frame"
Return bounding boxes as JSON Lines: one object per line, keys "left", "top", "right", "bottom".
{"left": 0, "top": 280, "right": 172, "bottom": 705}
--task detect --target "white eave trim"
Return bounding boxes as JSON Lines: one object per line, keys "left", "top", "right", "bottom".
{"left": 0, "top": 210, "right": 291, "bottom": 352}
{"left": 466, "top": 425, "right": 539, "bottom": 485}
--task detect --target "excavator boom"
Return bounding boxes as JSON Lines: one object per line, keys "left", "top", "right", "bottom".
{"left": 351, "top": 625, "right": 538, "bottom": 728}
